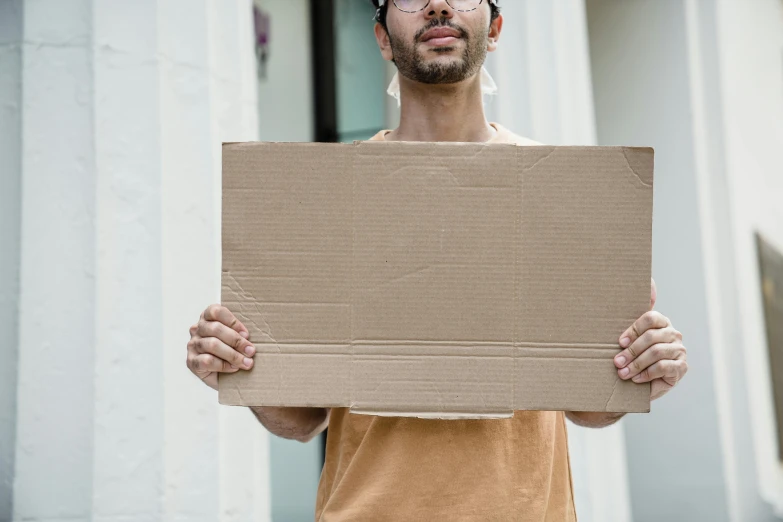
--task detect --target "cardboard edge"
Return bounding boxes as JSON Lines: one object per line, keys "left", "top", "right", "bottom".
{"left": 217, "top": 372, "right": 244, "bottom": 406}
{"left": 219, "top": 142, "right": 655, "bottom": 416}
{"left": 620, "top": 146, "right": 655, "bottom": 188}
{"left": 353, "top": 139, "right": 521, "bottom": 150}
{"left": 350, "top": 409, "right": 515, "bottom": 420}
{"left": 603, "top": 377, "right": 651, "bottom": 413}
{"left": 222, "top": 141, "right": 358, "bottom": 148}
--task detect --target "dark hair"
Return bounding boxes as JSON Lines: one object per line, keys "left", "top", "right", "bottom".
{"left": 372, "top": 1, "right": 501, "bottom": 28}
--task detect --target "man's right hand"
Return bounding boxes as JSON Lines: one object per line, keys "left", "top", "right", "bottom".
{"left": 187, "top": 304, "right": 256, "bottom": 390}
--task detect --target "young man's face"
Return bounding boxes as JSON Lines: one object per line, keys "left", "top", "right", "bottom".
{"left": 375, "top": 0, "right": 502, "bottom": 85}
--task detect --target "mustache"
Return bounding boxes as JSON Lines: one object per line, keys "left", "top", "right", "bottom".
{"left": 414, "top": 18, "right": 469, "bottom": 42}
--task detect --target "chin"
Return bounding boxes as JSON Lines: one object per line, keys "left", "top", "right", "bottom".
{"left": 423, "top": 50, "right": 462, "bottom": 64}
{"left": 430, "top": 47, "right": 459, "bottom": 55}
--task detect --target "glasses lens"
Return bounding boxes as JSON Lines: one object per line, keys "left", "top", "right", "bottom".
{"left": 392, "top": 0, "right": 484, "bottom": 13}
{"left": 393, "top": 0, "right": 429, "bottom": 12}
{"left": 446, "top": 0, "right": 483, "bottom": 11}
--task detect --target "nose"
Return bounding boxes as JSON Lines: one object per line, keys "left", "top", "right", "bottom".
{"left": 425, "top": 0, "right": 454, "bottom": 20}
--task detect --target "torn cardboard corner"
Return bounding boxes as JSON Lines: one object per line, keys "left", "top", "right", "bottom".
{"left": 219, "top": 141, "right": 654, "bottom": 418}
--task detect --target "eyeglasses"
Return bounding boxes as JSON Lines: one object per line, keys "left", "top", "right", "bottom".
{"left": 385, "top": 0, "right": 490, "bottom": 14}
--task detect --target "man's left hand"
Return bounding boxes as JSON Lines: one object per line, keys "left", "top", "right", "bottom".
{"left": 614, "top": 279, "right": 688, "bottom": 401}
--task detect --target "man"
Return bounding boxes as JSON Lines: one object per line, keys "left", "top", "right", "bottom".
{"left": 186, "top": 0, "right": 689, "bottom": 519}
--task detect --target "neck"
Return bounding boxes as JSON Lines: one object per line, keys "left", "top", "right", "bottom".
{"left": 388, "top": 70, "right": 495, "bottom": 143}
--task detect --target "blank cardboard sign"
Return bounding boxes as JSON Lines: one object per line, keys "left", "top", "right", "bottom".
{"left": 219, "top": 141, "right": 653, "bottom": 418}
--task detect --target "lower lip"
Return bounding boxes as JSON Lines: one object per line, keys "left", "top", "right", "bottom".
{"left": 423, "top": 36, "right": 460, "bottom": 46}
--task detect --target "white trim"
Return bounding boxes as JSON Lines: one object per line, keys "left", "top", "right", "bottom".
{"left": 683, "top": 1, "right": 740, "bottom": 520}
{"left": 713, "top": 0, "right": 783, "bottom": 514}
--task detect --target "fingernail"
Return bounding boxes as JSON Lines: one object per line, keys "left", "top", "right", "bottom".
{"left": 244, "top": 345, "right": 255, "bottom": 356}
{"left": 620, "top": 337, "right": 630, "bottom": 348}
{"left": 619, "top": 367, "right": 630, "bottom": 378}
{"left": 615, "top": 355, "right": 627, "bottom": 367}
{"left": 633, "top": 374, "right": 642, "bottom": 382}
{"left": 240, "top": 331, "right": 249, "bottom": 339}
{"left": 243, "top": 357, "right": 254, "bottom": 368}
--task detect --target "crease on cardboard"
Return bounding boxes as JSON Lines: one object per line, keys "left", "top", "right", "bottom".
{"left": 223, "top": 271, "right": 285, "bottom": 405}
{"left": 523, "top": 147, "right": 557, "bottom": 171}
{"left": 516, "top": 341, "right": 621, "bottom": 350}
{"left": 233, "top": 382, "right": 247, "bottom": 405}
{"left": 604, "top": 377, "right": 621, "bottom": 411}
{"left": 444, "top": 167, "right": 460, "bottom": 187}
{"left": 424, "top": 166, "right": 461, "bottom": 187}
{"left": 463, "top": 142, "right": 494, "bottom": 163}
{"left": 369, "top": 264, "right": 439, "bottom": 293}
{"left": 620, "top": 148, "right": 653, "bottom": 188}
{"left": 223, "top": 270, "right": 281, "bottom": 353}
{"left": 431, "top": 381, "right": 445, "bottom": 410}
{"left": 224, "top": 271, "right": 285, "bottom": 404}
{"left": 350, "top": 146, "right": 357, "bottom": 412}
{"left": 513, "top": 145, "right": 523, "bottom": 413}
{"left": 468, "top": 145, "right": 485, "bottom": 162}
{"left": 220, "top": 375, "right": 249, "bottom": 406}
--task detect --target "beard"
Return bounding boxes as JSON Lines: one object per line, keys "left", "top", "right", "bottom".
{"left": 388, "top": 18, "right": 489, "bottom": 85}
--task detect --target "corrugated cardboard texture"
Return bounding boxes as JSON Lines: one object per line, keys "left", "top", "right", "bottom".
{"left": 219, "top": 142, "right": 653, "bottom": 417}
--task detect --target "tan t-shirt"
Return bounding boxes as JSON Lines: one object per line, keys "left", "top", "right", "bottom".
{"left": 315, "top": 123, "right": 576, "bottom": 522}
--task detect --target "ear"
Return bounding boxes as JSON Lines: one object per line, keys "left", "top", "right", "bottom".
{"left": 487, "top": 13, "right": 503, "bottom": 53}
{"left": 375, "top": 22, "right": 394, "bottom": 61}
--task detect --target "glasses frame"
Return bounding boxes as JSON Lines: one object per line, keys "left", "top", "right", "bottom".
{"left": 391, "top": 0, "right": 486, "bottom": 14}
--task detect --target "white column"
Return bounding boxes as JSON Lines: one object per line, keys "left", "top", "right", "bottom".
{"left": 713, "top": 0, "right": 783, "bottom": 517}
{"left": 92, "top": 2, "right": 165, "bottom": 519}
{"left": 10, "top": 1, "right": 270, "bottom": 520}
{"left": 0, "top": 1, "right": 23, "bottom": 519}
{"left": 156, "top": 0, "right": 221, "bottom": 519}
{"left": 485, "top": 2, "right": 632, "bottom": 521}
{"left": 586, "top": 1, "right": 736, "bottom": 521}
{"left": 14, "top": 0, "right": 97, "bottom": 519}
{"left": 205, "top": 1, "right": 272, "bottom": 520}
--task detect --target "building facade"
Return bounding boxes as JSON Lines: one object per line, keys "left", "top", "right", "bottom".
{"left": 2, "top": 0, "right": 783, "bottom": 521}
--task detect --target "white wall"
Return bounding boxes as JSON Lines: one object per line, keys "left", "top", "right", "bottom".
{"left": 485, "top": 2, "right": 632, "bottom": 521}
{"left": 586, "top": 2, "right": 729, "bottom": 520}
{"left": 588, "top": 0, "right": 783, "bottom": 521}
{"left": 6, "top": 1, "right": 271, "bottom": 521}
{"left": 0, "top": 1, "right": 23, "bottom": 519}
{"left": 715, "top": 0, "right": 783, "bottom": 516}
{"left": 681, "top": 0, "right": 781, "bottom": 519}
{"left": 15, "top": 1, "right": 97, "bottom": 517}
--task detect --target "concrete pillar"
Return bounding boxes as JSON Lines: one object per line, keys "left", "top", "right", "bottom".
{"left": 8, "top": 1, "right": 270, "bottom": 520}
{"left": 0, "top": 1, "right": 23, "bottom": 519}
{"left": 91, "top": 1, "right": 165, "bottom": 517}
{"left": 586, "top": 1, "right": 735, "bottom": 520}
{"left": 485, "top": 3, "right": 632, "bottom": 521}
{"left": 712, "top": 0, "right": 783, "bottom": 518}
{"left": 587, "top": 1, "right": 783, "bottom": 520}
{"left": 14, "top": 1, "right": 98, "bottom": 518}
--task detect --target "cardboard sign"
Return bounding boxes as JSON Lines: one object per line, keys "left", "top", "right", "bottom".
{"left": 219, "top": 141, "right": 653, "bottom": 417}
